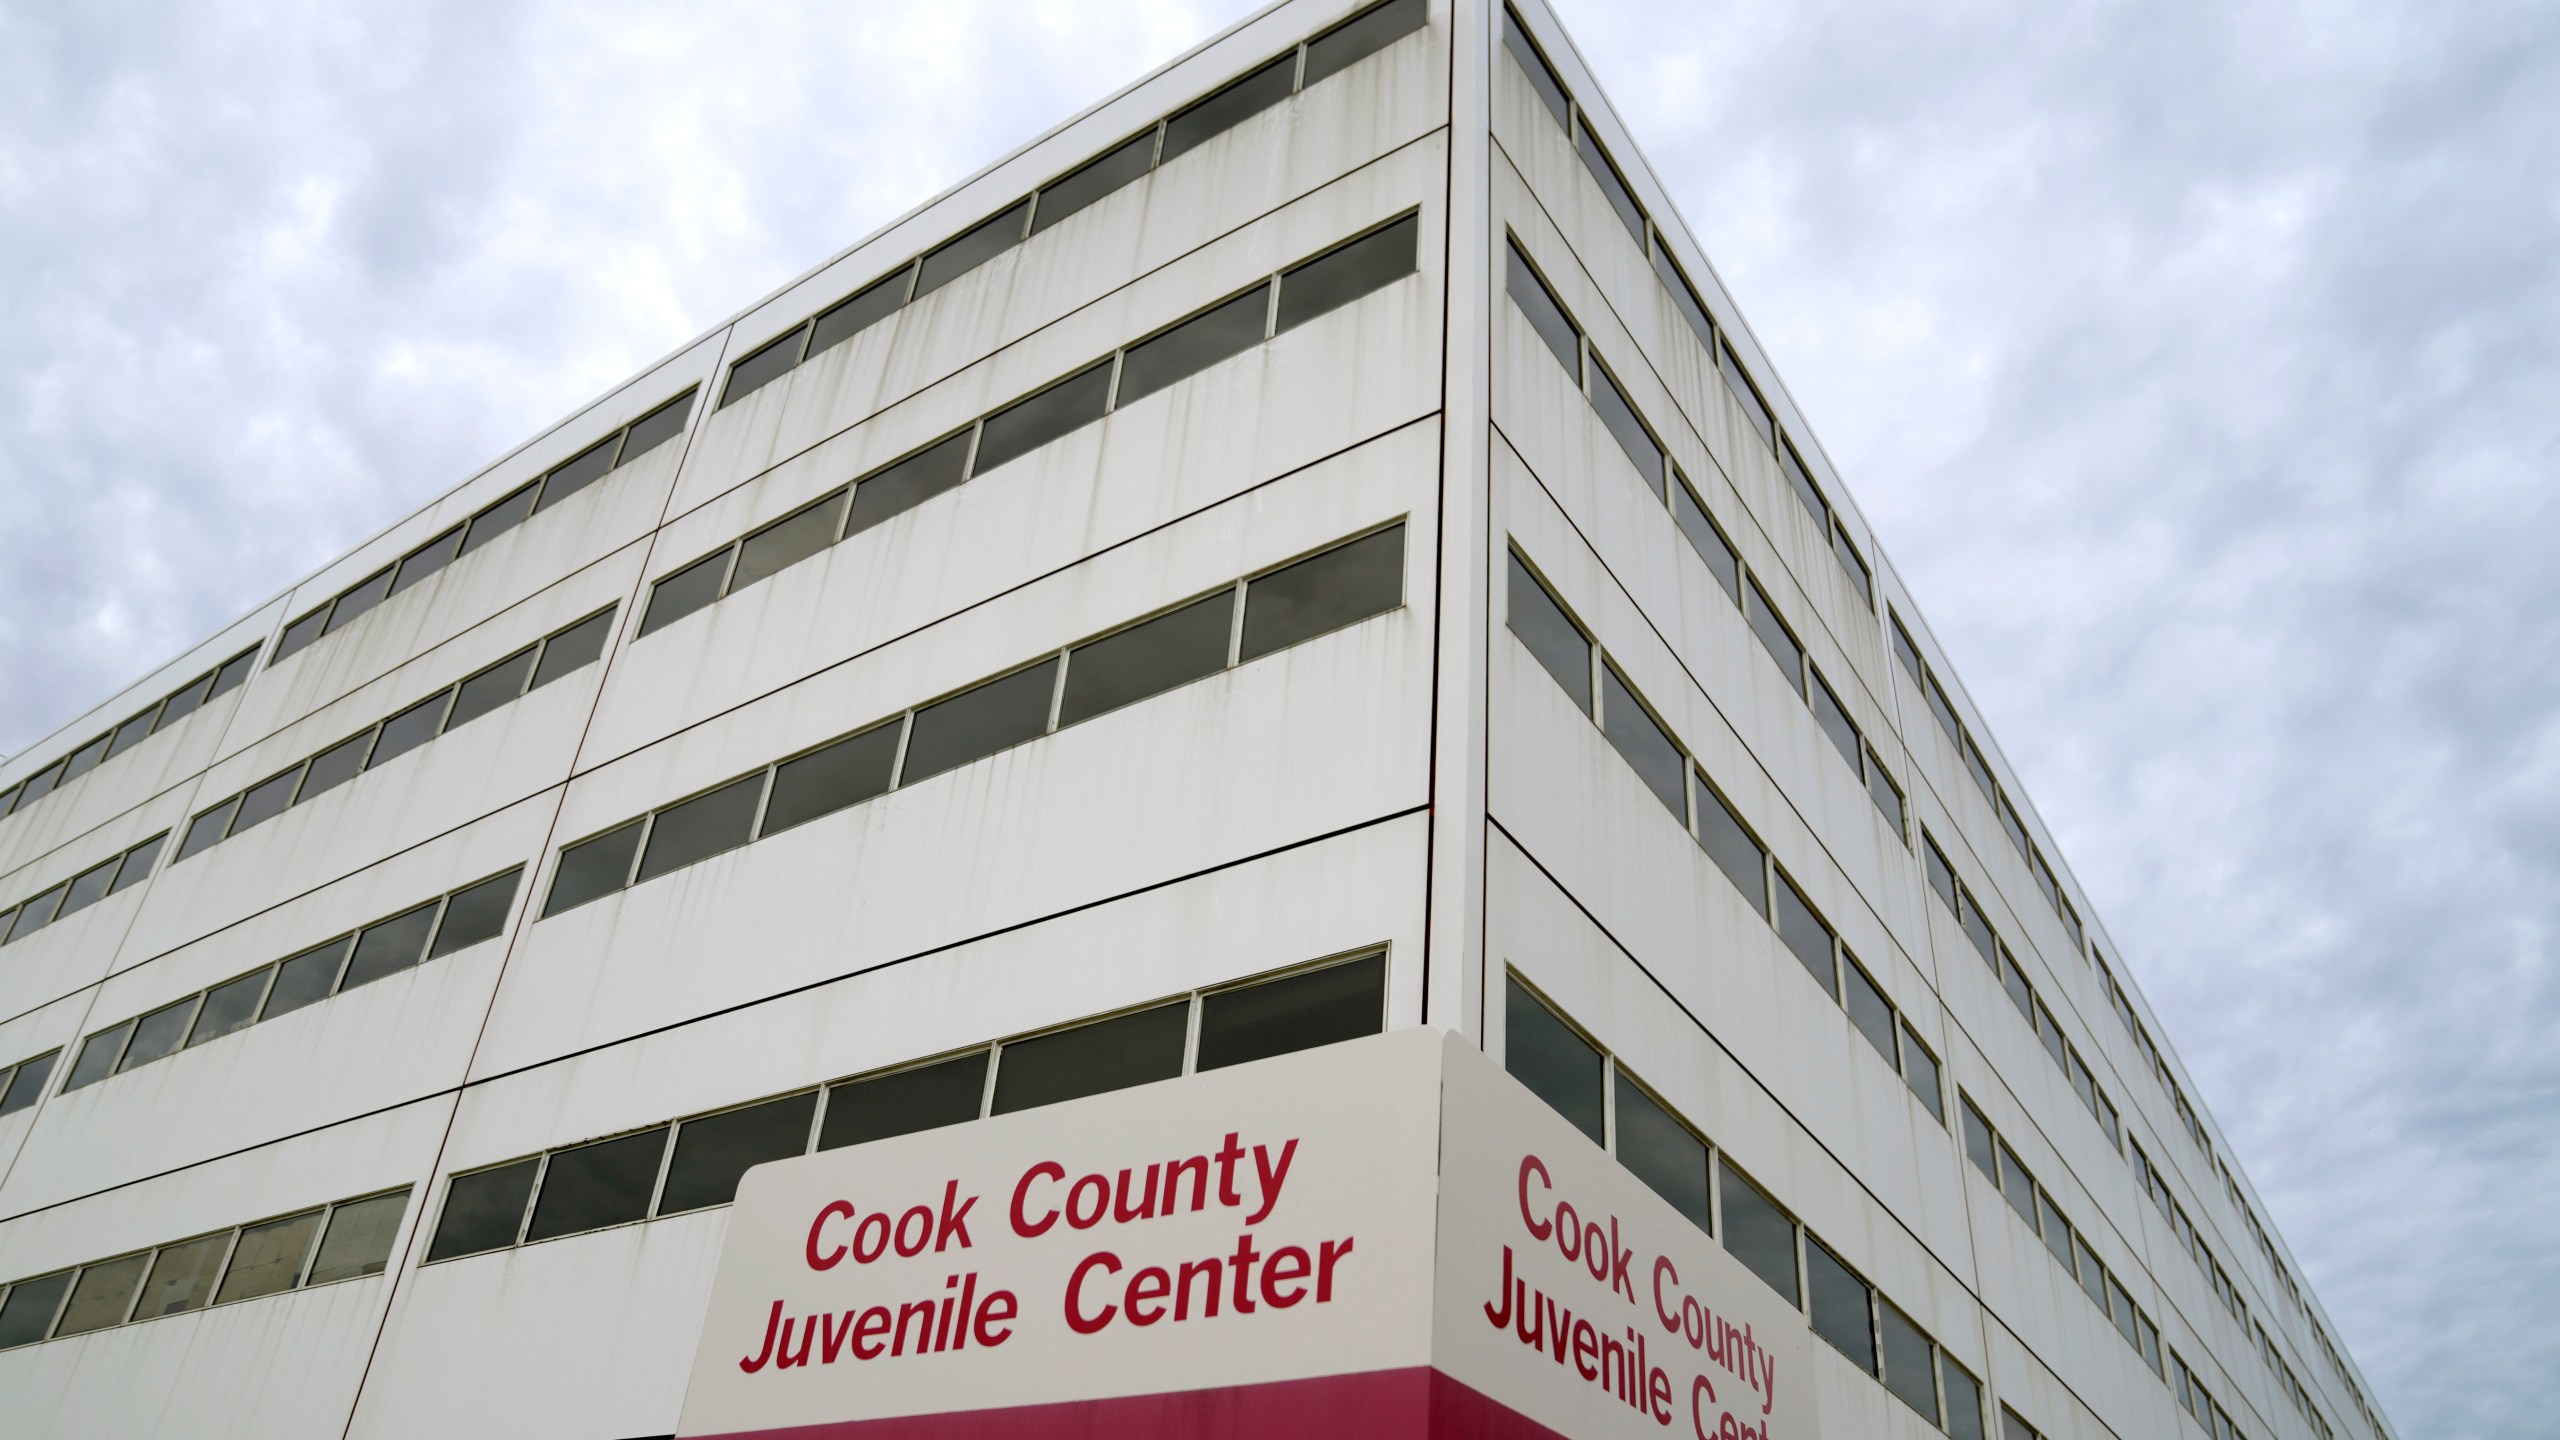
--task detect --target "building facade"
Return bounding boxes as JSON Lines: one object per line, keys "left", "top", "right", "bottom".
{"left": 0, "top": 2, "right": 2398, "bottom": 1437}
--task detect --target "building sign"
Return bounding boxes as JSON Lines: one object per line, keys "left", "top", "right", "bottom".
{"left": 674, "top": 1029, "right": 1812, "bottom": 1439}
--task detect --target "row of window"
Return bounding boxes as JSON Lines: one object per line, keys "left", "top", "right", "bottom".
{"left": 549, "top": 522, "right": 1404, "bottom": 917}
{"left": 2131, "top": 1136, "right": 2255, "bottom": 1338}
{"left": 426, "top": 951, "right": 1386, "bottom": 1261}
{"left": 1503, "top": 244, "right": 1906, "bottom": 837}
{"left": 716, "top": 0, "right": 1427, "bottom": 412}
{"left": 0, "top": 831, "right": 166, "bottom": 949}
{"left": 56, "top": 868, "right": 524, "bottom": 1098}
{"left": 2180, "top": 1348, "right": 2269, "bottom": 1440}
{"left": 271, "top": 392, "right": 693, "bottom": 668}
{"left": 1502, "top": 975, "right": 1988, "bottom": 1439}
{"left": 1500, "top": 7, "right": 1876, "bottom": 610}
{"left": 0, "top": 1187, "right": 409, "bottom": 1351}
{"left": 649, "top": 214, "right": 1419, "bottom": 639}
{"left": 175, "top": 607, "right": 617, "bottom": 867}
{"left": 0, "top": 647, "right": 260, "bottom": 829}
{"left": 1506, "top": 551, "right": 1943, "bottom": 1115}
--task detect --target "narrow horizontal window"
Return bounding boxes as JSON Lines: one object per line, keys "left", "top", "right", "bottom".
{"left": 444, "top": 647, "right": 536, "bottom": 730}
{"left": 427, "top": 1160, "right": 539, "bottom": 1261}
{"left": 2075, "top": 1236, "right": 2108, "bottom": 1309}
{"left": 2001, "top": 1406, "right": 2044, "bottom": 1440}
{"left": 971, "top": 360, "right": 1111, "bottom": 474}
{"left": 0, "top": 1272, "right": 73, "bottom": 1348}
{"left": 56, "top": 858, "right": 118, "bottom": 920}
{"left": 900, "top": 658, "right": 1060, "bottom": 786}
{"left": 641, "top": 548, "right": 735, "bottom": 637}
{"left": 1805, "top": 1236, "right": 1876, "bottom": 1373}
{"left": 1720, "top": 343, "right": 1776, "bottom": 450}
{"left": 620, "top": 390, "right": 696, "bottom": 462}
{"left": 322, "top": 569, "right": 394, "bottom": 637}
{"left": 844, "top": 430, "right": 974, "bottom": 538}
{"left": 1671, "top": 473, "right": 1739, "bottom": 602}
{"left": 214, "top": 1209, "right": 321, "bottom": 1303}
{"left": 808, "top": 270, "right": 910, "bottom": 359}
{"left": 660, "top": 1091, "right": 817, "bottom": 1215}
{"left": 526, "top": 1126, "right": 670, "bottom": 1242}
{"left": 458, "top": 481, "right": 539, "bottom": 558}
{"left": 1116, "top": 284, "right": 1272, "bottom": 408}
{"left": 307, "top": 1189, "right": 409, "bottom": 1284}
{"left": 761, "top": 722, "right": 901, "bottom": 837}
{"left": 1832, "top": 526, "right": 1873, "bottom": 606}
{"left": 1506, "top": 242, "right": 1580, "bottom": 376}
{"left": 153, "top": 670, "right": 214, "bottom": 730}
{"left": 1999, "top": 948, "right": 2034, "bottom": 1018}
{"left": 533, "top": 434, "right": 621, "bottom": 514}
{"left": 1601, "top": 662, "right": 1684, "bottom": 815}
{"left": 262, "top": 938, "right": 350, "bottom": 1020}
{"left": 730, "top": 491, "right": 847, "bottom": 596}
{"left": 366, "top": 689, "right": 454, "bottom": 769}
{"left": 1614, "top": 1072, "right": 1710, "bottom": 1232}
{"left": 914, "top": 199, "right": 1030, "bottom": 298}
{"left": 1502, "top": 7, "right": 1570, "bottom": 127}
{"left": 339, "top": 902, "right": 439, "bottom": 991}
{"left": 1864, "top": 749, "right": 1904, "bottom": 831}
{"left": 1303, "top": 0, "right": 1425, "bottom": 87}
{"left": 208, "top": 647, "right": 259, "bottom": 700}
{"left": 1653, "top": 244, "right": 1715, "bottom": 351}
{"left": 1960, "top": 1099, "right": 1997, "bottom": 1178}
{"left": 0, "top": 1052, "right": 58, "bottom": 1115}
{"left": 1843, "top": 959, "right": 1897, "bottom": 1063}
{"left": 529, "top": 608, "right": 614, "bottom": 689}
{"left": 1196, "top": 952, "right": 1385, "bottom": 1073}
{"left": 544, "top": 820, "right": 644, "bottom": 917}
{"left": 175, "top": 799, "right": 239, "bottom": 862}
{"left": 226, "top": 764, "right": 304, "bottom": 838}
{"left": 1030, "top": 131, "right": 1156, "bottom": 237}
{"left": 1924, "top": 672, "right": 1962, "bottom": 742}
{"left": 60, "top": 733, "right": 110, "bottom": 786}
{"left": 1774, "top": 872, "right": 1837, "bottom": 996}
{"left": 1889, "top": 615, "right": 1925, "bottom": 682}
{"left": 429, "top": 868, "right": 522, "bottom": 959}
{"left": 1718, "top": 1160, "right": 1798, "bottom": 1305}
{"left": 1503, "top": 976, "right": 1602, "bottom": 1144}
{"left": 1778, "top": 440, "right": 1828, "bottom": 525}
{"left": 2037, "top": 1189, "right": 2073, "bottom": 1266}
{"left": 1276, "top": 212, "right": 1418, "bottom": 333}
{"left": 1744, "top": 580, "right": 1803, "bottom": 688}
{"left": 1960, "top": 891, "right": 1997, "bottom": 965}
{"left": 1962, "top": 735, "right": 1998, "bottom": 802}
{"left": 1998, "top": 794, "right": 2030, "bottom": 857}
{"left": 272, "top": 606, "right": 330, "bottom": 664}
{"left": 1943, "top": 1357, "right": 1987, "bottom": 1440}
{"left": 1878, "top": 1299, "right": 1940, "bottom": 1419}
{"left": 1575, "top": 120, "right": 1646, "bottom": 242}
{"left": 55, "top": 1253, "right": 148, "bottom": 1336}
{"left": 188, "top": 969, "right": 270, "bottom": 1047}
{"left": 1159, "top": 52, "right": 1295, "bottom": 164}
{"left": 104, "top": 705, "right": 161, "bottom": 761}
{"left": 721, "top": 323, "right": 808, "bottom": 408}
{"left": 119, "top": 997, "right": 200, "bottom": 1070}
{"left": 1506, "top": 552, "right": 1591, "bottom": 711}
{"left": 1694, "top": 775, "right": 1768, "bottom": 912}
{"left": 1923, "top": 835, "right": 1958, "bottom": 912}
{"left": 1060, "top": 589, "right": 1234, "bottom": 726}
{"left": 990, "top": 1002, "right": 1188, "bottom": 1115}
{"left": 1809, "top": 669, "right": 1861, "bottom": 769}
{"left": 132, "top": 1232, "right": 227, "bottom": 1320}
{"left": 821, "top": 1052, "right": 989, "bottom": 1151}
{"left": 1589, "top": 355, "right": 1663, "bottom": 482}
{"left": 296, "top": 729, "right": 377, "bottom": 804}
{"left": 10, "top": 880, "right": 70, "bottom": 939}
{"left": 1996, "top": 1141, "right": 2036, "bottom": 1223}
{"left": 1900, "top": 1026, "right": 1942, "bottom": 1119}
{"left": 637, "top": 774, "right": 766, "bottom": 882}
{"left": 1240, "top": 523, "right": 1404, "bottom": 662}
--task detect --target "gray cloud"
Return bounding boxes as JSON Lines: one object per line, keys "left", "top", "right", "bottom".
{"left": 3, "top": 0, "right": 2548, "bottom": 1434}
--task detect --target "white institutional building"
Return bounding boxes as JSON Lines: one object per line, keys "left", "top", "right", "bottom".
{"left": 0, "top": 3, "right": 2398, "bottom": 1438}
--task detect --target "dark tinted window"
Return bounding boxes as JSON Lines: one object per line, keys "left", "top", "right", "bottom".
{"left": 189, "top": 969, "right": 271, "bottom": 1047}
{"left": 544, "top": 821, "right": 643, "bottom": 916}
{"left": 2038, "top": 1190, "right": 2073, "bottom": 1265}
{"left": 1504, "top": 977, "right": 1602, "bottom": 1144}
{"left": 1277, "top": 214, "right": 1418, "bottom": 332}
{"left": 2001, "top": 949, "right": 2034, "bottom": 1018}
{"left": 262, "top": 938, "right": 349, "bottom": 1019}
{"left": 1866, "top": 756, "right": 1904, "bottom": 831}
{"left": 526, "top": 1127, "right": 670, "bottom": 1242}
{"left": 1694, "top": 777, "right": 1767, "bottom": 911}
{"left": 1160, "top": 53, "right": 1295, "bottom": 163}
{"left": 60, "top": 734, "right": 109, "bottom": 785}
{"left": 0, "top": 1271, "right": 72, "bottom": 1348}
{"left": 1833, "top": 527, "right": 1874, "bottom": 606}
{"left": 762, "top": 723, "right": 901, "bottom": 837}
{"left": 154, "top": 670, "right": 213, "bottom": 729}
{"left": 1116, "top": 285, "right": 1270, "bottom": 407}
{"left": 0, "top": 1052, "right": 57, "bottom": 1114}
{"left": 1960, "top": 1099, "right": 1997, "bottom": 1178}
{"left": 990, "top": 1002, "right": 1187, "bottom": 1115}
{"left": 1997, "top": 1141, "right": 2036, "bottom": 1223}
{"left": 1963, "top": 735, "right": 1998, "bottom": 802}
{"left": 208, "top": 647, "right": 259, "bottom": 698}
{"left": 1944, "top": 1357, "right": 1987, "bottom": 1440}
{"left": 820, "top": 1052, "right": 988, "bottom": 1150}
{"left": 1506, "top": 243, "right": 1580, "bottom": 374}
{"left": 366, "top": 689, "right": 453, "bottom": 769}
{"left": 427, "top": 1160, "right": 538, "bottom": 1261}
{"left": 1653, "top": 245, "right": 1715, "bottom": 350}
{"left": 530, "top": 609, "right": 614, "bottom": 689}
{"left": 731, "top": 491, "right": 846, "bottom": 594}
{"left": 175, "top": 798, "right": 238, "bottom": 861}
{"left": 1779, "top": 441, "right": 1828, "bottom": 525}
{"left": 1719, "top": 1160, "right": 1798, "bottom": 1304}
{"left": 1502, "top": 8, "right": 1570, "bottom": 126}
{"left": 900, "top": 659, "right": 1059, "bottom": 785}
{"left": 429, "top": 868, "right": 521, "bottom": 958}
{"left": 132, "top": 1232, "right": 226, "bottom": 1320}
{"left": 1507, "top": 553, "right": 1590, "bottom": 710}
{"left": 1901, "top": 1026, "right": 1942, "bottom": 1119}
{"left": 227, "top": 765, "right": 304, "bottom": 838}
{"left": 110, "top": 835, "right": 163, "bottom": 895}
{"left": 444, "top": 647, "right": 535, "bottom": 730}
{"left": 535, "top": 435, "right": 621, "bottom": 515}
{"left": 273, "top": 606, "right": 329, "bottom": 663}
{"left": 1032, "top": 132, "right": 1157, "bottom": 236}
{"left": 458, "top": 481, "right": 539, "bottom": 556}
{"left": 1615, "top": 1073, "right": 1710, "bottom": 1231}
{"left": 1196, "top": 953, "right": 1384, "bottom": 1072}
{"left": 619, "top": 390, "right": 695, "bottom": 460}
{"left": 1589, "top": 357, "right": 1662, "bottom": 481}
{"left": 638, "top": 774, "right": 765, "bottom": 882}
{"left": 323, "top": 569, "right": 394, "bottom": 636}
{"left": 1672, "top": 475, "right": 1738, "bottom": 601}
{"left": 214, "top": 1209, "right": 320, "bottom": 1303}
{"left": 1062, "top": 590, "right": 1234, "bottom": 726}
{"left": 296, "top": 729, "right": 376, "bottom": 804}
{"left": 809, "top": 272, "right": 910, "bottom": 358}
{"left": 1304, "top": 0, "right": 1426, "bottom": 85}
{"left": 1806, "top": 1237, "right": 1876, "bottom": 1372}
{"left": 1923, "top": 836, "right": 1958, "bottom": 912}
{"left": 722, "top": 324, "right": 807, "bottom": 408}
{"left": 915, "top": 200, "right": 1029, "bottom": 297}
{"left": 1773, "top": 872, "right": 1836, "bottom": 995}
{"left": 1925, "top": 672, "right": 1962, "bottom": 741}
{"left": 1720, "top": 344, "right": 1776, "bottom": 449}
{"left": 660, "top": 1092, "right": 817, "bottom": 1214}
{"left": 339, "top": 902, "right": 438, "bottom": 991}
{"left": 118, "top": 998, "right": 197, "bottom": 1071}
{"left": 1576, "top": 122, "right": 1646, "bottom": 242}
{"left": 54, "top": 1253, "right": 148, "bottom": 1336}
{"left": 1843, "top": 960, "right": 1897, "bottom": 1063}
{"left": 1810, "top": 671, "right": 1861, "bottom": 769}
{"left": 308, "top": 1189, "right": 410, "bottom": 1284}
{"left": 1745, "top": 581, "right": 1802, "bottom": 688}
{"left": 57, "top": 858, "right": 117, "bottom": 919}
{"left": 1879, "top": 1299, "right": 1941, "bottom": 1419}
{"left": 1240, "top": 526, "right": 1403, "bottom": 662}
{"left": 105, "top": 705, "right": 161, "bottom": 760}
{"left": 1890, "top": 616, "right": 1925, "bottom": 682}
{"left": 1601, "top": 663, "right": 1684, "bottom": 815}
{"left": 0, "top": 884, "right": 53, "bottom": 942}
{"left": 972, "top": 361, "right": 1111, "bottom": 474}
{"left": 844, "top": 431, "right": 974, "bottom": 538}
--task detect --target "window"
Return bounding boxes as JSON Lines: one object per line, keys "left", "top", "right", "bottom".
{"left": 1900, "top": 1024, "right": 1942, "bottom": 1119}
{"left": 117, "top": 998, "right": 198, "bottom": 1072}
{"left": 974, "top": 360, "right": 1112, "bottom": 474}
{"left": 731, "top": 492, "right": 848, "bottom": 595}
{"left": 2075, "top": 1236, "right": 2108, "bottom": 1309}
{"left": 1942, "top": 1357, "right": 1987, "bottom": 1440}
{"left": 1865, "top": 747, "right": 1905, "bottom": 831}
{"left": 1832, "top": 526, "right": 1874, "bottom": 605}
{"left": 844, "top": 430, "right": 974, "bottom": 540}
{"left": 428, "top": 869, "right": 521, "bottom": 959}
{"left": 1878, "top": 1299, "right": 1940, "bottom": 1419}
{"left": 1505, "top": 241, "right": 1581, "bottom": 376}
{"left": 1303, "top": 0, "right": 1427, "bottom": 87}
{"left": 1809, "top": 669, "right": 1861, "bottom": 769}
{"left": 1962, "top": 735, "right": 1998, "bottom": 803}
{"left": 1961, "top": 1098, "right": 1997, "bottom": 1179}
{"left": 175, "top": 799, "right": 237, "bottom": 861}
{"left": 530, "top": 609, "right": 613, "bottom": 689}
{"left": 526, "top": 1127, "right": 670, "bottom": 1242}
{"left": 0, "top": 1272, "right": 72, "bottom": 1348}
{"left": 1502, "top": 6, "right": 1570, "bottom": 127}
{"left": 55, "top": 1254, "right": 148, "bottom": 1336}
{"left": 1778, "top": 440, "right": 1828, "bottom": 526}
{"left": 1032, "top": 133, "right": 1155, "bottom": 237}
{"left": 1276, "top": 212, "right": 1418, "bottom": 333}
{"left": 189, "top": 971, "right": 267, "bottom": 1047}
{"left": 445, "top": 646, "right": 536, "bottom": 730}
{"left": 1842, "top": 959, "right": 1897, "bottom": 1063}
{"left": 1720, "top": 343, "right": 1776, "bottom": 450}
{"left": 429, "top": 1160, "right": 539, "bottom": 1260}
{"left": 1614, "top": 1073, "right": 1709, "bottom": 1232}
{"left": 660, "top": 1092, "right": 819, "bottom": 1215}
{"left": 990, "top": 1002, "right": 1188, "bottom": 1115}
{"left": 227, "top": 764, "right": 303, "bottom": 838}
{"left": 1671, "top": 473, "right": 1739, "bottom": 601}
{"left": 1160, "top": 53, "right": 1295, "bottom": 164}
{"left": 1773, "top": 871, "right": 1837, "bottom": 996}
{"left": 1507, "top": 552, "right": 1592, "bottom": 710}
{"left": 1239, "top": 523, "right": 1405, "bottom": 661}
{"left": 367, "top": 690, "right": 453, "bottom": 769}
{"left": 636, "top": 775, "right": 765, "bottom": 882}
{"left": 821, "top": 1053, "right": 989, "bottom": 1152}
{"left": 338, "top": 902, "right": 439, "bottom": 991}
{"left": 132, "top": 1233, "right": 226, "bottom": 1320}
{"left": 721, "top": 324, "right": 808, "bottom": 408}
{"left": 1575, "top": 119, "right": 1646, "bottom": 242}
{"left": 761, "top": 723, "right": 901, "bottom": 838}
{"left": 2000, "top": 1408, "right": 2043, "bottom": 1440}
{"left": 322, "top": 567, "right": 394, "bottom": 636}
{"left": 1589, "top": 355, "right": 1664, "bottom": 482}
{"left": 1996, "top": 1141, "right": 2036, "bottom": 1223}
{"left": 544, "top": 820, "right": 644, "bottom": 916}
{"left": 1960, "top": 890, "right": 1997, "bottom": 965}
{"left": 1924, "top": 672, "right": 1962, "bottom": 742}
{"left": 264, "top": 938, "right": 350, "bottom": 1019}
{"left": 913, "top": 199, "right": 1029, "bottom": 298}
{"left": 1061, "top": 591, "right": 1235, "bottom": 727}
{"left": 2036, "top": 1189, "right": 2073, "bottom": 1267}
{"left": 1693, "top": 774, "right": 1767, "bottom": 912}
{"left": 0, "top": 1052, "right": 59, "bottom": 1115}
{"left": 1195, "top": 953, "right": 1385, "bottom": 1073}
{"left": 1504, "top": 976, "right": 1603, "bottom": 1144}
{"left": 296, "top": 730, "right": 375, "bottom": 803}
{"left": 1117, "top": 284, "right": 1272, "bottom": 407}
{"left": 215, "top": 1209, "right": 321, "bottom": 1303}
{"left": 307, "top": 1190, "right": 409, "bottom": 1283}
{"left": 1744, "top": 579, "right": 1803, "bottom": 689}
{"left": 1890, "top": 614, "right": 1925, "bottom": 682}
{"left": 458, "top": 480, "right": 540, "bottom": 558}
{"left": 1717, "top": 1160, "right": 1798, "bottom": 1304}
{"left": 534, "top": 439, "right": 618, "bottom": 514}
{"left": 273, "top": 605, "right": 330, "bottom": 663}
{"left": 1600, "top": 662, "right": 1684, "bottom": 816}
{"left": 55, "top": 857, "right": 119, "bottom": 921}
{"left": 901, "top": 660, "right": 1060, "bottom": 786}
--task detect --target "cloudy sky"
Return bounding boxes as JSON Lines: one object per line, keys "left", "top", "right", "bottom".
{"left": 2, "top": 0, "right": 2550, "bottom": 1432}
